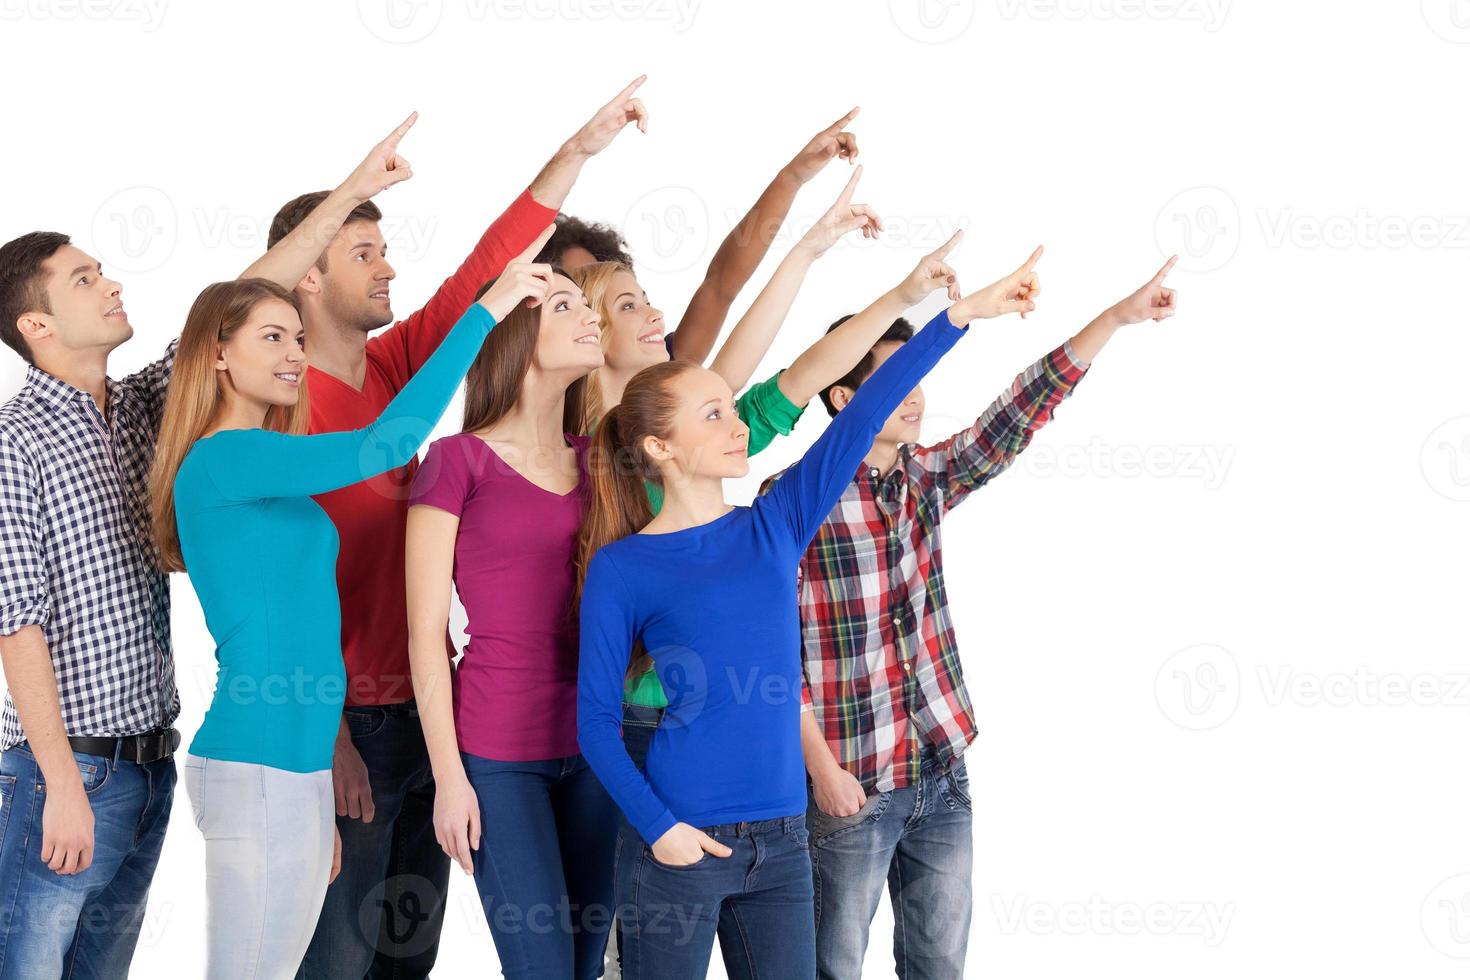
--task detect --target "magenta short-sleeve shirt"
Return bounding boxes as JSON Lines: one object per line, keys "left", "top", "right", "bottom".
{"left": 410, "top": 432, "right": 590, "bottom": 761}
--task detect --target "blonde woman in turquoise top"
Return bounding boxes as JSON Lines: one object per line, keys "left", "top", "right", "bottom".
{"left": 148, "top": 225, "right": 555, "bottom": 977}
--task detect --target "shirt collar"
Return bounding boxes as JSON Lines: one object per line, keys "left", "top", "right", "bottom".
{"left": 24, "top": 364, "right": 114, "bottom": 417}
{"left": 854, "top": 442, "right": 915, "bottom": 484}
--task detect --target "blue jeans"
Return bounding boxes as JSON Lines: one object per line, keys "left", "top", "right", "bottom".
{"left": 298, "top": 701, "right": 449, "bottom": 980}
{"left": 462, "top": 752, "right": 619, "bottom": 979}
{"left": 809, "top": 754, "right": 973, "bottom": 980}
{"left": 609, "top": 702, "right": 664, "bottom": 975}
{"left": 621, "top": 703, "right": 663, "bottom": 772}
{"left": 0, "top": 743, "right": 175, "bottom": 979}
{"left": 614, "top": 814, "right": 815, "bottom": 980}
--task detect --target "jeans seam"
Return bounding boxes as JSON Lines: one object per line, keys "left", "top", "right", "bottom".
{"left": 725, "top": 900, "right": 760, "bottom": 980}
{"left": 891, "top": 850, "right": 910, "bottom": 980}
{"left": 0, "top": 770, "right": 31, "bottom": 977}
{"left": 625, "top": 841, "right": 643, "bottom": 980}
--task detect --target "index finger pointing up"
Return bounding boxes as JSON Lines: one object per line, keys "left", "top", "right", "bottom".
{"left": 613, "top": 74, "right": 648, "bottom": 104}
{"left": 1013, "top": 244, "right": 1044, "bottom": 277}
{"left": 384, "top": 111, "right": 418, "bottom": 150}
{"left": 928, "top": 228, "right": 964, "bottom": 261}
{"left": 1151, "top": 254, "right": 1179, "bottom": 285}
{"left": 513, "top": 224, "right": 557, "bottom": 267}
{"left": 835, "top": 164, "right": 863, "bottom": 206}
{"left": 824, "top": 106, "right": 860, "bottom": 134}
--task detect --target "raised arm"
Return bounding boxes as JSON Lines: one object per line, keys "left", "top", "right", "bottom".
{"left": 202, "top": 240, "right": 554, "bottom": 501}
{"left": 376, "top": 79, "right": 649, "bottom": 378}
{"left": 527, "top": 75, "right": 649, "bottom": 211}
{"left": 1067, "top": 254, "right": 1179, "bottom": 364}
{"left": 917, "top": 340, "right": 1088, "bottom": 512}
{"left": 918, "top": 254, "right": 1178, "bottom": 510}
{"left": 242, "top": 113, "right": 418, "bottom": 290}
{"left": 707, "top": 166, "right": 881, "bottom": 392}
{"left": 673, "top": 108, "right": 861, "bottom": 363}
{"left": 759, "top": 247, "right": 1045, "bottom": 548}
{"left": 776, "top": 230, "right": 965, "bottom": 408}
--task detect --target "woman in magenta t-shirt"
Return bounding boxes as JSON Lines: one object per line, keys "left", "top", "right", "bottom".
{"left": 406, "top": 262, "right": 612, "bottom": 978}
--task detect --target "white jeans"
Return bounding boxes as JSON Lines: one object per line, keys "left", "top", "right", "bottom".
{"left": 183, "top": 754, "right": 334, "bottom": 979}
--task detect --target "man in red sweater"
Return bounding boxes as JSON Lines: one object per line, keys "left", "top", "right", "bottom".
{"left": 274, "top": 79, "right": 650, "bottom": 980}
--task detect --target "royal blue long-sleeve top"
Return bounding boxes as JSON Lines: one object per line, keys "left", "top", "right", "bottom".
{"left": 176, "top": 303, "right": 497, "bottom": 773}
{"left": 577, "top": 308, "right": 969, "bottom": 843}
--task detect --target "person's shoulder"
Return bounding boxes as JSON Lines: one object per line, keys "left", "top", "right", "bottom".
{"left": 0, "top": 397, "right": 39, "bottom": 465}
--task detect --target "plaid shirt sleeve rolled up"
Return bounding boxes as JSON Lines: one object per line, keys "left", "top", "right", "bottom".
{"left": 784, "top": 340, "right": 1089, "bottom": 793}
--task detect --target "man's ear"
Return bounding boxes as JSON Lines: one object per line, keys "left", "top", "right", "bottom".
{"left": 15, "top": 311, "right": 52, "bottom": 350}
{"left": 828, "top": 385, "right": 855, "bottom": 412}
{"left": 296, "top": 264, "right": 323, "bottom": 297}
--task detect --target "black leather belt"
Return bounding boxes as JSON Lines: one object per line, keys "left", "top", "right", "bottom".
{"left": 65, "top": 728, "right": 180, "bottom": 764}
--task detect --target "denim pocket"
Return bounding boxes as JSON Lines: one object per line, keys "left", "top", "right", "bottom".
{"left": 807, "top": 790, "right": 889, "bottom": 844}
{"left": 940, "top": 760, "right": 972, "bottom": 811}
{"left": 643, "top": 844, "right": 711, "bottom": 871}
{"left": 345, "top": 708, "right": 388, "bottom": 741}
{"left": 36, "top": 753, "right": 110, "bottom": 796}
{"left": 0, "top": 774, "right": 15, "bottom": 839}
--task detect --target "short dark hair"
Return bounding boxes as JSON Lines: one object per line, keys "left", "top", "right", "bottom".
{"left": 537, "top": 213, "right": 633, "bottom": 268}
{"left": 818, "top": 315, "right": 915, "bottom": 417}
{"left": 0, "top": 231, "right": 71, "bottom": 365}
{"left": 268, "top": 192, "right": 383, "bottom": 273}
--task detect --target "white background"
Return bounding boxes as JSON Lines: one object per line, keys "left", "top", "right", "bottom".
{"left": 2, "top": 1, "right": 1468, "bottom": 977}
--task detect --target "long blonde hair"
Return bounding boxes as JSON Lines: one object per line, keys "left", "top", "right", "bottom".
{"left": 566, "top": 260, "right": 635, "bottom": 435}
{"left": 149, "top": 279, "right": 309, "bottom": 572}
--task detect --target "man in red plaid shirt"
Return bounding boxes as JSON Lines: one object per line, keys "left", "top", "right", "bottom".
{"left": 763, "top": 255, "right": 1180, "bottom": 979}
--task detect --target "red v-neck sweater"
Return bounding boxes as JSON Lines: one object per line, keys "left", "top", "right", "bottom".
{"left": 307, "top": 188, "right": 556, "bottom": 706}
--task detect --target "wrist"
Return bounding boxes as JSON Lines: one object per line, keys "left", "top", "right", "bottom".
{"left": 775, "top": 164, "right": 806, "bottom": 191}
{"left": 558, "top": 137, "right": 594, "bottom": 165}
{"left": 1098, "top": 306, "right": 1128, "bottom": 331}
{"left": 330, "top": 181, "right": 367, "bottom": 210}
{"left": 789, "top": 241, "right": 823, "bottom": 264}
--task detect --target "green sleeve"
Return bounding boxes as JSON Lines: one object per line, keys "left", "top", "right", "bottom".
{"left": 623, "top": 665, "right": 669, "bottom": 708}
{"left": 737, "top": 369, "right": 805, "bottom": 458}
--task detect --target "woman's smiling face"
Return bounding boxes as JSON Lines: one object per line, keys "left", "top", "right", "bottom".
{"left": 599, "top": 269, "right": 668, "bottom": 372}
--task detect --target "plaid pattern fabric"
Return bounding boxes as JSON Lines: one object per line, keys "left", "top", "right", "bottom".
{"left": 772, "top": 341, "right": 1088, "bottom": 793}
{"left": 0, "top": 344, "right": 180, "bottom": 749}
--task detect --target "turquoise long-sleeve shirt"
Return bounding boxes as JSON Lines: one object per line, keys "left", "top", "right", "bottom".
{"left": 176, "top": 302, "right": 497, "bottom": 772}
